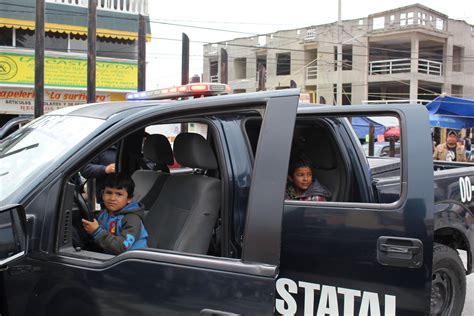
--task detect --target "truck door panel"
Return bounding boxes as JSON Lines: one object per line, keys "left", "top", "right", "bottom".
{"left": 278, "top": 106, "right": 434, "bottom": 315}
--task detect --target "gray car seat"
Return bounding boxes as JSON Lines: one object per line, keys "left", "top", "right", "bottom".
{"left": 132, "top": 134, "right": 174, "bottom": 209}
{"left": 144, "top": 132, "right": 221, "bottom": 254}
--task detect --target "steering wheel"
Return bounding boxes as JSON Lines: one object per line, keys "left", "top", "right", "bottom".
{"left": 74, "top": 190, "right": 93, "bottom": 221}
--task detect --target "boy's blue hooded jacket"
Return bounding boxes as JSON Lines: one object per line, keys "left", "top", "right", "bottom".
{"left": 92, "top": 201, "right": 148, "bottom": 254}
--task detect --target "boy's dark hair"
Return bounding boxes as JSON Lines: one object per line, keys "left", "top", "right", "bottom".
{"left": 288, "top": 153, "right": 313, "bottom": 175}
{"left": 103, "top": 173, "right": 135, "bottom": 197}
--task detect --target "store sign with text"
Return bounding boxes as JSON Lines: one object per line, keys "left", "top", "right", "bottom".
{"left": 0, "top": 52, "right": 137, "bottom": 91}
{"left": 0, "top": 88, "right": 117, "bottom": 115}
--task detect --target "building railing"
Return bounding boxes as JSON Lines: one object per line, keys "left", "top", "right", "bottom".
{"left": 369, "top": 58, "right": 443, "bottom": 76}
{"left": 46, "top": 0, "right": 148, "bottom": 15}
{"left": 418, "top": 59, "right": 443, "bottom": 76}
{"left": 210, "top": 75, "right": 219, "bottom": 83}
{"left": 305, "top": 65, "right": 318, "bottom": 80}
{"left": 369, "top": 58, "right": 411, "bottom": 75}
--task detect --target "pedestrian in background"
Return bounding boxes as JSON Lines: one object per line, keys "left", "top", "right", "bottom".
{"left": 82, "top": 145, "right": 117, "bottom": 205}
{"left": 433, "top": 130, "right": 467, "bottom": 162}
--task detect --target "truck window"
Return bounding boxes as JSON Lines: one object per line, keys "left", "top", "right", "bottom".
{"left": 245, "top": 114, "right": 402, "bottom": 204}
{"left": 59, "top": 119, "right": 226, "bottom": 260}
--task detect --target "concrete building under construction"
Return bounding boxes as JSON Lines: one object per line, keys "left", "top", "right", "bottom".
{"left": 203, "top": 3, "right": 474, "bottom": 105}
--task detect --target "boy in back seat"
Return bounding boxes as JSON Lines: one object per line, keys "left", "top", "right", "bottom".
{"left": 285, "top": 154, "right": 331, "bottom": 201}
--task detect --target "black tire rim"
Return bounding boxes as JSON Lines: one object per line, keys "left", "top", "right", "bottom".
{"left": 431, "top": 268, "right": 454, "bottom": 315}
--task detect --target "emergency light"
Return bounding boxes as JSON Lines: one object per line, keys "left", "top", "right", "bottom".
{"left": 126, "top": 83, "right": 231, "bottom": 101}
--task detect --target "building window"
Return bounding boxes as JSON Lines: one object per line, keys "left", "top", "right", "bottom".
{"left": 15, "top": 29, "right": 35, "bottom": 49}
{"left": 209, "top": 60, "right": 218, "bottom": 82}
{"left": 234, "top": 58, "right": 247, "bottom": 79}
{"left": 453, "top": 46, "right": 464, "bottom": 72}
{"left": 452, "top": 85, "right": 463, "bottom": 97}
{"left": 390, "top": 15, "right": 395, "bottom": 24}
{"left": 0, "top": 27, "right": 13, "bottom": 46}
{"left": 306, "top": 29, "right": 316, "bottom": 40}
{"left": 373, "top": 17, "right": 385, "bottom": 30}
{"left": 45, "top": 32, "right": 68, "bottom": 52}
{"left": 436, "top": 18, "right": 444, "bottom": 30}
{"left": 407, "top": 12, "right": 414, "bottom": 25}
{"left": 256, "top": 55, "right": 267, "bottom": 81}
{"left": 400, "top": 13, "right": 407, "bottom": 26}
{"left": 342, "top": 84, "right": 352, "bottom": 105}
{"left": 333, "top": 84, "right": 352, "bottom": 105}
{"left": 342, "top": 45, "right": 352, "bottom": 70}
{"left": 97, "top": 37, "right": 137, "bottom": 60}
{"left": 276, "top": 53, "right": 291, "bottom": 76}
{"left": 70, "top": 34, "right": 87, "bottom": 53}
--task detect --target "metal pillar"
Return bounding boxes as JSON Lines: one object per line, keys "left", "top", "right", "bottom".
{"left": 138, "top": 13, "right": 146, "bottom": 91}
{"left": 87, "top": 0, "right": 97, "bottom": 104}
{"left": 181, "top": 33, "right": 189, "bottom": 85}
{"left": 34, "top": 0, "right": 45, "bottom": 118}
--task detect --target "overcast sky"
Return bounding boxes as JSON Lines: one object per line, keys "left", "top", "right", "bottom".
{"left": 145, "top": 0, "right": 474, "bottom": 88}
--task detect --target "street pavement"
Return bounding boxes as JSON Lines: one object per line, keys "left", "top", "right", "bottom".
{"left": 461, "top": 251, "right": 473, "bottom": 315}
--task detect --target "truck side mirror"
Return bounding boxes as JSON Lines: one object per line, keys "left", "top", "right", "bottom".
{"left": 0, "top": 205, "right": 27, "bottom": 267}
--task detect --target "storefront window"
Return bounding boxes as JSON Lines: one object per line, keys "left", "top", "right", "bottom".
{"left": 45, "top": 32, "right": 68, "bottom": 52}
{"left": 97, "top": 37, "right": 137, "bottom": 60}
{"left": 0, "top": 27, "right": 13, "bottom": 46}
{"left": 16, "top": 29, "right": 35, "bottom": 49}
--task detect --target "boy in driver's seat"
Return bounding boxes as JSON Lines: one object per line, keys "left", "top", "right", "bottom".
{"left": 82, "top": 173, "right": 148, "bottom": 254}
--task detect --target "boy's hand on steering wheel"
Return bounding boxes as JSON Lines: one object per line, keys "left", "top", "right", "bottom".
{"left": 82, "top": 219, "right": 99, "bottom": 235}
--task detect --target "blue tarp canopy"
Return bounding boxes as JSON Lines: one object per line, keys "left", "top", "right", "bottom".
{"left": 351, "top": 117, "right": 386, "bottom": 139}
{"left": 427, "top": 96, "right": 474, "bottom": 129}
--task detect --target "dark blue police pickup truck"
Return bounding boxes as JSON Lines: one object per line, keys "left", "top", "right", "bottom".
{"left": 0, "top": 88, "right": 473, "bottom": 315}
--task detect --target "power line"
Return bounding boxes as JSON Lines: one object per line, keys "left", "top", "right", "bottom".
{"left": 2, "top": 3, "right": 474, "bottom": 60}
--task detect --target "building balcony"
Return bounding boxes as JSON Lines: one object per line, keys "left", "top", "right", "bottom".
{"left": 369, "top": 58, "right": 442, "bottom": 76}
{"left": 46, "top": 0, "right": 148, "bottom": 15}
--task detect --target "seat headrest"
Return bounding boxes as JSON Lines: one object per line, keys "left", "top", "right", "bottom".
{"left": 294, "top": 130, "right": 336, "bottom": 169}
{"left": 143, "top": 134, "right": 174, "bottom": 165}
{"left": 174, "top": 133, "right": 217, "bottom": 170}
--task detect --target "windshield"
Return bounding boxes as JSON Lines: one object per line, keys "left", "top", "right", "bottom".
{"left": 0, "top": 115, "right": 103, "bottom": 202}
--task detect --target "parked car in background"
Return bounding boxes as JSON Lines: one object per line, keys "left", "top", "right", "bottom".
{"left": 362, "top": 141, "right": 401, "bottom": 157}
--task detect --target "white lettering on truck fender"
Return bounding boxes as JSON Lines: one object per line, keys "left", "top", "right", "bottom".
{"left": 275, "top": 278, "right": 396, "bottom": 316}
{"left": 459, "top": 176, "right": 473, "bottom": 203}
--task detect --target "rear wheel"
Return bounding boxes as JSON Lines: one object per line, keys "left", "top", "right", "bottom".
{"left": 430, "top": 243, "right": 466, "bottom": 316}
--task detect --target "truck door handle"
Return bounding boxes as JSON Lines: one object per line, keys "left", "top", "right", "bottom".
{"left": 377, "top": 236, "right": 423, "bottom": 268}
{"left": 200, "top": 309, "right": 242, "bottom": 316}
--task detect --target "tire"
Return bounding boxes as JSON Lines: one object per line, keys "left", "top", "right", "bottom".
{"left": 431, "top": 243, "right": 466, "bottom": 316}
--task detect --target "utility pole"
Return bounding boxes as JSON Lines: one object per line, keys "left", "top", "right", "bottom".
{"left": 87, "top": 0, "right": 97, "bottom": 104}
{"left": 138, "top": 13, "right": 146, "bottom": 91}
{"left": 181, "top": 33, "right": 189, "bottom": 85}
{"left": 220, "top": 48, "right": 228, "bottom": 84}
{"left": 86, "top": 0, "right": 97, "bottom": 211}
{"left": 34, "top": 0, "right": 45, "bottom": 118}
{"left": 336, "top": 0, "right": 343, "bottom": 105}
